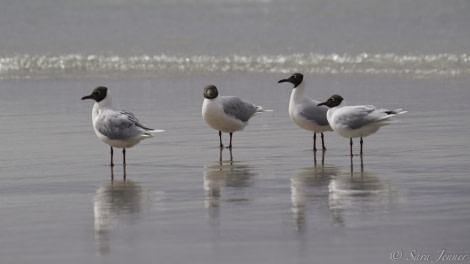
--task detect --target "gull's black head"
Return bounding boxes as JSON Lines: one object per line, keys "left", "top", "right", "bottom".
{"left": 278, "top": 73, "right": 304, "bottom": 88}
{"left": 317, "top": 94, "right": 344, "bottom": 108}
{"left": 203, "top": 85, "right": 219, "bottom": 99}
{"left": 81, "top": 86, "right": 108, "bottom": 102}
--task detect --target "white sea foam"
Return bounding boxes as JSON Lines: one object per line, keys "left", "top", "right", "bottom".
{"left": 0, "top": 53, "right": 468, "bottom": 79}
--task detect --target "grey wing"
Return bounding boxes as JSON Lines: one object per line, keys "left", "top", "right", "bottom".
{"left": 120, "top": 111, "right": 153, "bottom": 130}
{"left": 221, "top": 96, "right": 257, "bottom": 122}
{"left": 337, "top": 105, "right": 377, "bottom": 130}
{"left": 299, "top": 101, "right": 330, "bottom": 126}
{"left": 96, "top": 111, "right": 145, "bottom": 139}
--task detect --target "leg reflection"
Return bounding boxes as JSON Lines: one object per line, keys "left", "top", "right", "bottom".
{"left": 349, "top": 155, "right": 364, "bottom": 175}
{"left": 218, "top": 147, "right": 233, "bottom": 163}
{"left": 110, "top": 165, "right": 127, "bottom": 181}
{"left": 313, "top": 149, "right": 326, "bottom": 166}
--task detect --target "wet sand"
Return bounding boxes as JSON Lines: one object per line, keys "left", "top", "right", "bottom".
{"left": 1, "top": 73, "right": 469, "bottom": 263}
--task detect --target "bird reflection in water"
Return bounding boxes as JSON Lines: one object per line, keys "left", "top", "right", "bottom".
{"left": 204, "top": 148, "right": 256, "bottom": 224}
{"left": 291, "top": 152, "right": 396, "bottom": 232}
{"left": 290, "top": 150, "right": 342, "bottom": 232}
{"left": 328, "top": 156, "right": 397, "bottom": 220}
{"left": 93, "top": 166, "right": 148, "bottom": 255}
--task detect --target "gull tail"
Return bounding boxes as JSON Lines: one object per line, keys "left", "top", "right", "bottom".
{"left": 385, "top": 109, "right": 407, "bottom": 115}
{"left": 378, "top": 108, "right": 407, "bottom": 125}
{"left": 148, "top": 129, "right": 165, "bottom": 133}
{"left": 255, "top": 106, "right": 274, "bottom": 113}
{"left": 143, "top": 129, "right": 165, "bottom": 138}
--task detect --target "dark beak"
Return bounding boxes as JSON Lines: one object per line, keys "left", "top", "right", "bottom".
{"left": 317, "top": 102, "right": 327, "bottom": 106}
{"left": 81, "top": 95, "right": 92, "bottom": 100}
{"left": 278, "top": 79, "right": 289, "bottom": 84}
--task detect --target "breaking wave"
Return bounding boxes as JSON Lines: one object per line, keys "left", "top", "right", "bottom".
{"left": 1, "top": 53, "right": 469, "bottom": 79}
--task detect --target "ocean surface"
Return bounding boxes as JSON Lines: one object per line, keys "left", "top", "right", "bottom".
{"left": 1, "top": 0, "right": 470, "bottom": 263}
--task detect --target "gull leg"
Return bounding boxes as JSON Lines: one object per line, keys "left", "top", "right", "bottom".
{"left": 360, "top": 137, "right": 363, "bottom": 156}
{"left": 227, "top": 132, "right": 233, "bottom": 149}
{"left": 360, "top": 155, "right": 364, "bottom": 171}
{"left": 219, "top": 148, "right": 223, "bottom": 163}
{"left": 122, "top": 148, "right": 126, "bottom": 166}
{"left": 313, "top": 133, "right": 317, "bottom": 151}
{"left": 350, "top": 138, "right": 353, "bottom": 157}
{"left": 110, "top": 146, "right": 114, "bottom": 167}
{"left": 350, "top": 155, "right": 354, "bottom": 174}
{"left": 110, "top": 166, "right": 114, "bottom": 181}
{"left": 218, "top": 131, "right": 224, "bottom": 149}
{"left": 321, "top": 132, "right": 326, "bottom": 150}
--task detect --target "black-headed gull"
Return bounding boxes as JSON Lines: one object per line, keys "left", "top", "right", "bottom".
{"left": 278, "top": 73, "right": 332, "bottom": 151}
{"left": 202, "top": 85, "right": 272, "bottom": 149}
{"left": 81, "top": 86, "right": 164, "bottom": 166}
{"left": 318, "top": 94, "right": 407, "bottom": 156}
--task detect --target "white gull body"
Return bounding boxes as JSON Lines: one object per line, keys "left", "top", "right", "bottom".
{"left": 82, "top": 86, "right": 164, "bottom": 165}
{"left": 202, "top": 85, "right": 271, "bottom": 148}
{"left": 278, "top": 73, "right": 332, "bottom": 150}
{"left": 318, "top": 94, "right": 407, "bottom": 156}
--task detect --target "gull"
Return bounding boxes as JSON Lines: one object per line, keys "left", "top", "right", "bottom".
{"left": 317, "top": 94, "right": 407, "bottom": 156}
{"left": 81, "top": 86, "right": 164, "bottom": 166}
{"left": 278, "top": 73, "right": 332, "bottom": 151}
{"left": 202, "top": 85, "right": 272, "bottom": 149}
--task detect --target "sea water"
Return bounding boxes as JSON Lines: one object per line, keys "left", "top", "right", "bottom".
{"left": 1, "top": 1, "right": 469, "bottom": 263}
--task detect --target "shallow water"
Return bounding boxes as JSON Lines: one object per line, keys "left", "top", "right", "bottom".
{"left": 1, "top": 73, "right": 469, "bottom": 263}
{"left": 1, "top": 0, "right": 470, "bottom": 263}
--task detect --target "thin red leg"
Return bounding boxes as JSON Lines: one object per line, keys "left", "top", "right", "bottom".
{"left": 218, "top": 131, "right": 224, "bottom": 149}
{"left": 350, "top": 138, "right": 353, "bottom": 157}
{"left": 110, "top": 146, "right": 114, "bottom": 167}
{"left": 360, "top": 137, "right": 363, "bottom": 156}
{"left": 110, "top": 166, "right": 114, "bottom": 181}
{"left": 313, "top": 133, "right": 317, "bottom": 151}
{"left": 122, "top": 148, "right": 126, "bottom": 166}
{"left": 227, "top": 132, "right": 233, "bottom": 149}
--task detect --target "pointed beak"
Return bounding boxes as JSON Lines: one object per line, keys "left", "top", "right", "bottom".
{"left": 81, "top": 95, "right": 92, "bottom": 100}
{"left": 278, "top": 79, "right": 289, "bottom": 84}
{"left": 317, "top": 102, "right": 327, "bottom": 106}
